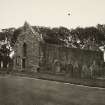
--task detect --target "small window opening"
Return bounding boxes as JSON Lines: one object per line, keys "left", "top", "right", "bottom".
{"left": 23, "top": 43, "right": 27, "bottom": 57}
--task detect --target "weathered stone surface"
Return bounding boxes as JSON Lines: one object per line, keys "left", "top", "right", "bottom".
{"left": 40, "top": 42, "right": 104, "bottom": 78}
{"left": 13, "top": 22, "right": 40, "bottom": 72}
{"left": 13, "top": 22, "right": 104, "bottom": 78}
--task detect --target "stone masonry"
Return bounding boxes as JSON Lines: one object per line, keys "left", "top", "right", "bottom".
{"left": 13, "top": 22, "right": 41, "bottom": 72}
{"left": 13, "top": 22, "right": 104, "bottom": 78}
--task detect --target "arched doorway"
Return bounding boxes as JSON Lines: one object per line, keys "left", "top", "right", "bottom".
{"left": 53, "top": 60, "right": 61, "bottom": 73}
{"left": 22, "top": 43, "right": 27, "bottom": 69}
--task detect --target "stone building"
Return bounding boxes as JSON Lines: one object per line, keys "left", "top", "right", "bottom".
{"left": 13, "top": 22, "right": 40, "bottom": 72}
{"left": 13, "top": 22, "right": 104, "bottom": 78}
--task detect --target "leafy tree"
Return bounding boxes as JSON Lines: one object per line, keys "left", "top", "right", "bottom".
{"left": 11, "top": 28, "right": 22, "bottom": 46}
{"left": 70, "top": 26, "right": 105, "bottom": 50}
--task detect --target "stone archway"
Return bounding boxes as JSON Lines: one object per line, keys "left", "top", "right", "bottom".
{"left": 53, "top": 60, "right": 61, "bottom": 73}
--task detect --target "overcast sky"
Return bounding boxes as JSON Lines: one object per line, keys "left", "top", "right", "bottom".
{"left": 0, "top": 0, "right": 105, "bottom": 29}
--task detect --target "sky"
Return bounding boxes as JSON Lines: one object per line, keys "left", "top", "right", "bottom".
{"left": 0, "top": 0, "right": 105, "bottom": 29}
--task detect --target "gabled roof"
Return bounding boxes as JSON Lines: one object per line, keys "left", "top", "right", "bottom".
{"left": 23, "top": 21, "right": 42, "bottom": 41}
{"left": 24, "top": 21, "right": 35, "bottom": 34}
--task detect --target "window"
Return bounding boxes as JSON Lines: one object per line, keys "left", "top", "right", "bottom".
{"left": 23, "top": 43, "right": 27, "bottom": 57}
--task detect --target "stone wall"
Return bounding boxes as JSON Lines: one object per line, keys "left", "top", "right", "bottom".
{"left": 39, "top": 42, "right": 104, "bottom": 78}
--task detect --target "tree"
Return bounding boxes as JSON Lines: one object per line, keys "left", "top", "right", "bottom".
{"left": 0, "top": 28, "right": 15, "bottom": 69}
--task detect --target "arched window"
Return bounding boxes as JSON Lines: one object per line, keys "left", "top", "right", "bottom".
{"left": 23, "top": 43, "right": 27, "bottom": 57}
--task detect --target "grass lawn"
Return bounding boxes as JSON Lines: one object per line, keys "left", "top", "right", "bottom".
{"left": 0, "top": 75, "right": 105, "bottom": 105}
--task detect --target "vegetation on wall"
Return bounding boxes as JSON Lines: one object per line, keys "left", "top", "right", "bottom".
{"left": 0, "top": 23, "right": 105, "bottom": 56}
{"left": 33, "top": 24, "right": 105, "bottom": 51}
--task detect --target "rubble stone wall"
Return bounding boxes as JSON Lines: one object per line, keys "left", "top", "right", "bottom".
{"left": 39, "top": 43, "right": 104, "bottom": 78}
